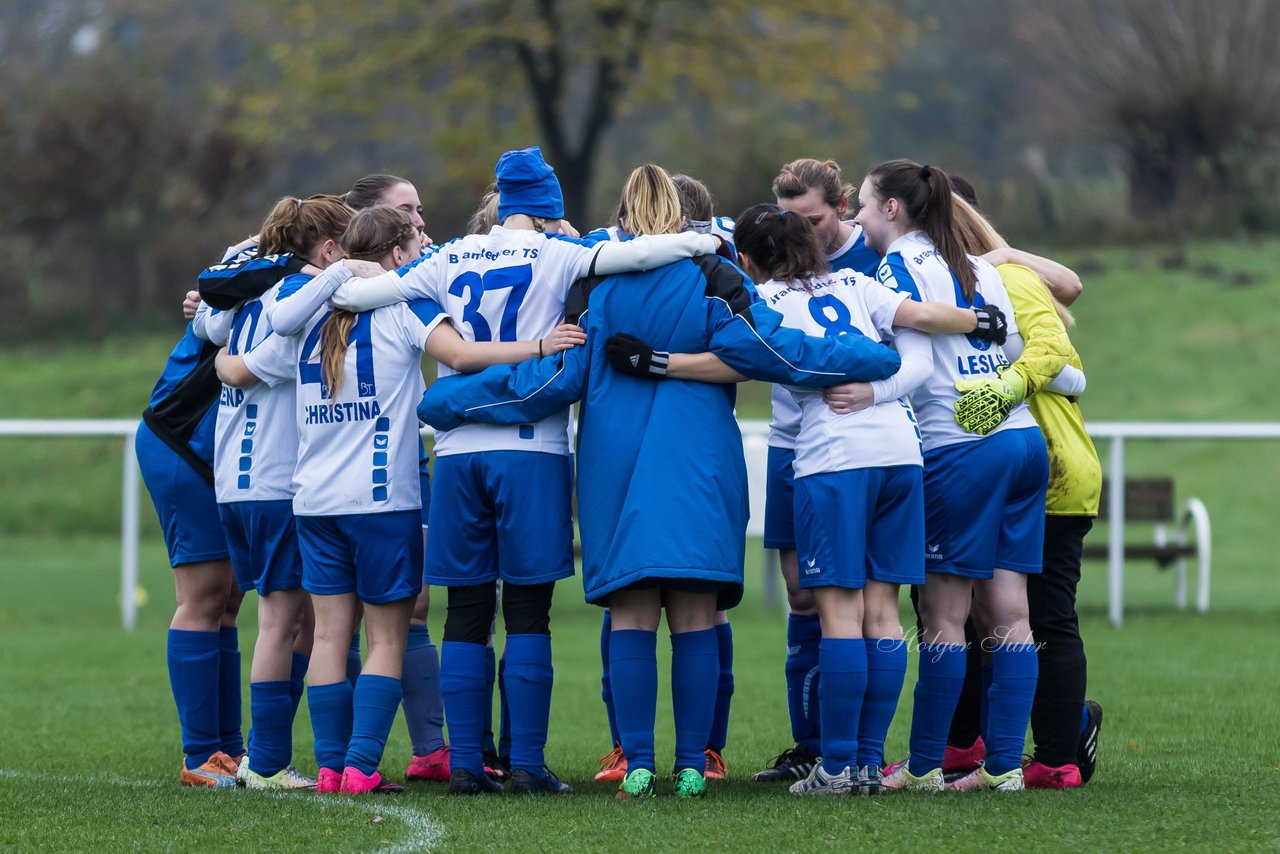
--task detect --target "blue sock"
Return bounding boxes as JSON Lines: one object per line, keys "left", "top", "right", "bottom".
{"left": 346, "top": 632, "right": 362, "bottom": 688}
{"left": 248, "top": 680, "right": 293, "bottom": 777}
{"left": 819, "top": 637, "right": 867, "bottom": 774}
{"left": 481, "top": 643, "right": 497, "bottom": 755}
{"left": 167, "top": 629, "right": 221, "bottom": 769}
{"left": 600, "top": 611, "right": 621, "bottom": 747}
{"left": 609, "top": 630, "right": 658, "bottom": 773}
{"left": 289, "top": 652, "right": 309, "bottom": 720}
{"left": 671, "top": 628, "right": 718, "bottom": 773}
{"left": 707, "top": 621, "right": 735, "bottom": 752}
{"left": 908, "top": 643, "right": 968, "bottom": 776}
{"left": 498, "top": 653, "right": 511, "bottom": 760}
{"left": 785, "top": 614, "right": 822, "bottom": 753}
{"left": 859, "top": 638, "right": 907, "bottom": 768}
{"left": 402, "top": 625, "right": 446, "bottom": 756}
{"left": 307, "top": 680, "right": 354, "bottom": 773}
{"left": 979, "top": 659, "right": 994, "bottom": 744}
{"left": 440, "top": 641, "right": 488, "bottom": 776}
{"left": 217, "top": 627, "right": 244, "bottom": 757}
{"left": 985, "top": 643, "right": 1039, "bottom": 775}
{"left": 346, "top": 674, "right": 404, "bottom": 775}
{"left": 504, "top": 634, "right": 553, "bottom": 773}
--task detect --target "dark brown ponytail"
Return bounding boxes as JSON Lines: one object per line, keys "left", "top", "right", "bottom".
{"left": 733, "top": 203, "right": 829, "bottom": 288}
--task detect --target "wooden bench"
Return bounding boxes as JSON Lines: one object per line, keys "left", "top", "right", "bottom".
{"left": 1081, "top": 477, "right": 1211, "bottom": 612}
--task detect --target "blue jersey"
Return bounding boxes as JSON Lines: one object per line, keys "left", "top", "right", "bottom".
{"left": 141, "top": 323, "right": 221, "bottom": 481}
{"left": 417, "top": 256, "right": 901, "bottom": 606}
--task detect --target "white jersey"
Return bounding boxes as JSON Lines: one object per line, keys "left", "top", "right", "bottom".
{"left": 877, "top": 230, "right": 1035, "bottom": 452}
{"left": 368, "top": 226, "right": 604, "bottom": 457}
{"left": 767, "top": 224, "right": 877, "bottom": 449}
{"left": 243, "top": 299, "right": 446, "bottom": 516}
{"left": 214, "top": 281, "right": 297, "bottom": 503}
{"left": 757, "top": 271, "right": 923, "bottom": 477}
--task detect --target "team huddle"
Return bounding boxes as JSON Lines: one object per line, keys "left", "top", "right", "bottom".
{"left": 139, "top": 146, "right": 1103, "bottom": 800}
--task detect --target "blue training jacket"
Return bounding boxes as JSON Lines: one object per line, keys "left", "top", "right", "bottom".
{"left": 418, "top": 255, "right": 901, "bottom": 606}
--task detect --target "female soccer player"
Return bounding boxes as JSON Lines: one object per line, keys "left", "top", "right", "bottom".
{"left": 753, "top": 157, "right": 887, "bottom": 784}
{"left": 856, "top": 159, "right": 1048, "bottom": 793}
{"left": 212, "top": 194, "right": 353, "bottom": 790}
{"left": 316, "top": 148, "right": 724, "bottom": 796}
{"left": 947, "top": 196, "right": 1103, "bottom": 789}
{"left": 726, "top": 204, "right": 1007, "bottom": 795}
{"left": 414, "top": 164, "right": 905, "bottom": 799}
{"left": 138, "top": 280, "right": 246, "bottom": 788}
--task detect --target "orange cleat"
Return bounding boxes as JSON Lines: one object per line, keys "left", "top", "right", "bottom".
{"left": 180, "top": 751, "right": 238, "bottom": 788}
{"left": 704, "top": 748, "right": 727, "bottom": 780}
{"left": 594, "top": 744, "right": 628, "bottom": 783}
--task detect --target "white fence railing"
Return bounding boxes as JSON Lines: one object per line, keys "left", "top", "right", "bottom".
{"left": 3, "top": 419, "right": 1278, "bottom": 630}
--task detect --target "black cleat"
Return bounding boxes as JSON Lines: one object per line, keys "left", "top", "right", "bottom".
{"left": 1077, "top": 699, "right": 1103, "bottom": 784}
{"left": 483, "top": 749, "right": 510, "bottom": 782}
{"left": 448, "top": 767, "right": 505, "bottom": 795}
{"left": 508, "top": 766, "right": 573, "bottom": 795}
{"left": 750, "top": 744, "right": 817, "bottom": 783}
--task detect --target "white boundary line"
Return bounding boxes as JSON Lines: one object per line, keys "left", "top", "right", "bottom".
{"left": 0, "top": 769, "right": 443, "bottom": 852}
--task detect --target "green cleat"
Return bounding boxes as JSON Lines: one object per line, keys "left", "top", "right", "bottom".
{"left": 879, "top": 760, "right": 945, "bottom": 792}
{"left": 616, "top": 768, "right": 657, "bottom": 801}
{"left": 672, "top": 768, "right": 706, "bottom": 799}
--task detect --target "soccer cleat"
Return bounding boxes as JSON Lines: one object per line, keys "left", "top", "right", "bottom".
{"left": 340, "top": 767, "right": 404, "bottom": 794}
{"left": 1077, "top": 699, "right": 1103, "bottom": 784}
{"left": 236, "top": 758, "right": 317, "bottom": 790}
{"left": 946, "top": 765, "right": 1024, "bottom": 792}
{"left": 858, "top": 765, "right": 884, "bottom": 796}
{"left": 1023, "top": 759, "right": 1083, "bottom": 789}
{"left": 508, "top": 766, "right": 573, "bottom": 795}
{"left": 879, "top": 760, "right": 945, "bottom": 792}
{"left": 595, "top": 744, "right": 628, "bottom": 783}
{"left": 405, "top": 746, "right": 451, "bottom": 782}
{"left": 483, "top": 749, "right": 510, "bottom": 782}
{"left": 942, "top": 736, "right": 986, "bottom": 774}
{"left": 750, "top": 744, "right": 817, "bottom": 783}
{"left": 616, "top": 768, "right": 656, "bottom": 801}
{"left": 672, "top": 768, "right": 707, "bottom": 799}
{"left": 448, "top": 767, "right": 504, "bottom": 795}
{"left": 316, "top": 767, "right": 343, "bottom": 794}
{"left": 788, "top": 764, "right": 857, "bottom": 796}
{"left": 704, "top": 748, "right": 727, "bottom": 781}
{"left": 180, "top": 752, "right": 238, "bottom": 789}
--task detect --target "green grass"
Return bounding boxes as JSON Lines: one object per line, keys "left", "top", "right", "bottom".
{"left": 2, "top": 237, "right": 1280, "bottom": 850}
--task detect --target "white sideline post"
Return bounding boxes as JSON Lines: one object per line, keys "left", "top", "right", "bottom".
{"left": 120, "top": 427, "right": 140, "bottom": 631}
{"left": 1107, "top": 437, "right": 1125, "bottom": 628}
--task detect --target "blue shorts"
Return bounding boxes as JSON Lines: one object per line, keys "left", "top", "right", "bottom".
{"left": 763, "top": 445, "right": 797, "bottom": 550}
{"left": 794, "top": 466, "right": 926, "bottom": 590}
{"left": 135, "top": 422, "right": 229, "bottom": 568}
{"left": 218, "top": 499, "right": 302, "bottom": 596}
{"left": 425, "top": 451, "right": 574, "bottom": 587}
{"left": 297, "top": 510, "right": 423, "bottom": 604}
{"left": 922, "top": 427, "right": 1049, "bottom": 579}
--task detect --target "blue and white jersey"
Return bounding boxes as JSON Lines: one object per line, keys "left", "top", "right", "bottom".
{"left": 581, "top": 225, "right": 626, "bottom": 245}
{"left": 213, "top": 278, "right": 298, "bottom": 504}
{"left": 243, "top": 299, "right": 447, "bottom": 516}
{"left": 878, "top": 230, "right": 1034, "bottom": 451}
{"left": 348, "top": 226, "right": 605, "bottom": 457}
{"left": 758, "top": 270, "right": 922, "bottom": 477}
{"left": 768, "top": 222, "right": 880, "bottom": 449}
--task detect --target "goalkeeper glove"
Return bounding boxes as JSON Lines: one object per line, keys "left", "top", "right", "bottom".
{"left": 953, "top": 364, "right": 1027, "bottom": 435}
{"left": 970, "top": 305, "right": 1008, "bottom": 344}
{"left": 605, "top": 333, "right": 670, "bottom": 379}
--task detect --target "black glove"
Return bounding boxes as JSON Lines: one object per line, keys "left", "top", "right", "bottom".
{"left": 605, "top": 333, "right": 670, "bottom": 379}
{"left": 971, "top": 305, "right": 1008, "bottom": 345}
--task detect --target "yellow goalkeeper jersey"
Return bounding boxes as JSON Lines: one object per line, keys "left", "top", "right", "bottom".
{"left": 998, "top": 263, "right": 1101, "bottom": 516}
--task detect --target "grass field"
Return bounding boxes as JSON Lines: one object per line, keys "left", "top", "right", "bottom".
{"left": 2, "top": 237, "right": 1279, "bottom": 851}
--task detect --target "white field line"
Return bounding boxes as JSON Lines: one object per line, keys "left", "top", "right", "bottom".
{"left": 0, "top": 769, "right": 444, "bottom": 853}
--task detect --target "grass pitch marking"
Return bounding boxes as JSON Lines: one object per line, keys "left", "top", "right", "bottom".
{"left": 0, "top": 769, "right": 444, "bottom": 852}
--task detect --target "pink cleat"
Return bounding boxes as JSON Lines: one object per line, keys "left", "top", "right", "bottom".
{"left": 405, "top": 746, "right": 451, "bottom": 782}
{"left": 316, "top": 767, "right": 343, "bottom": 794}
{"left": 942, "top": 736, "right": 986, "bottom": 774}
{"left": 1023, "top": 760, "right": 1083, "bottom": 789}
{"left": 340, "top": 767, "right": 404, "bottom": 794}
